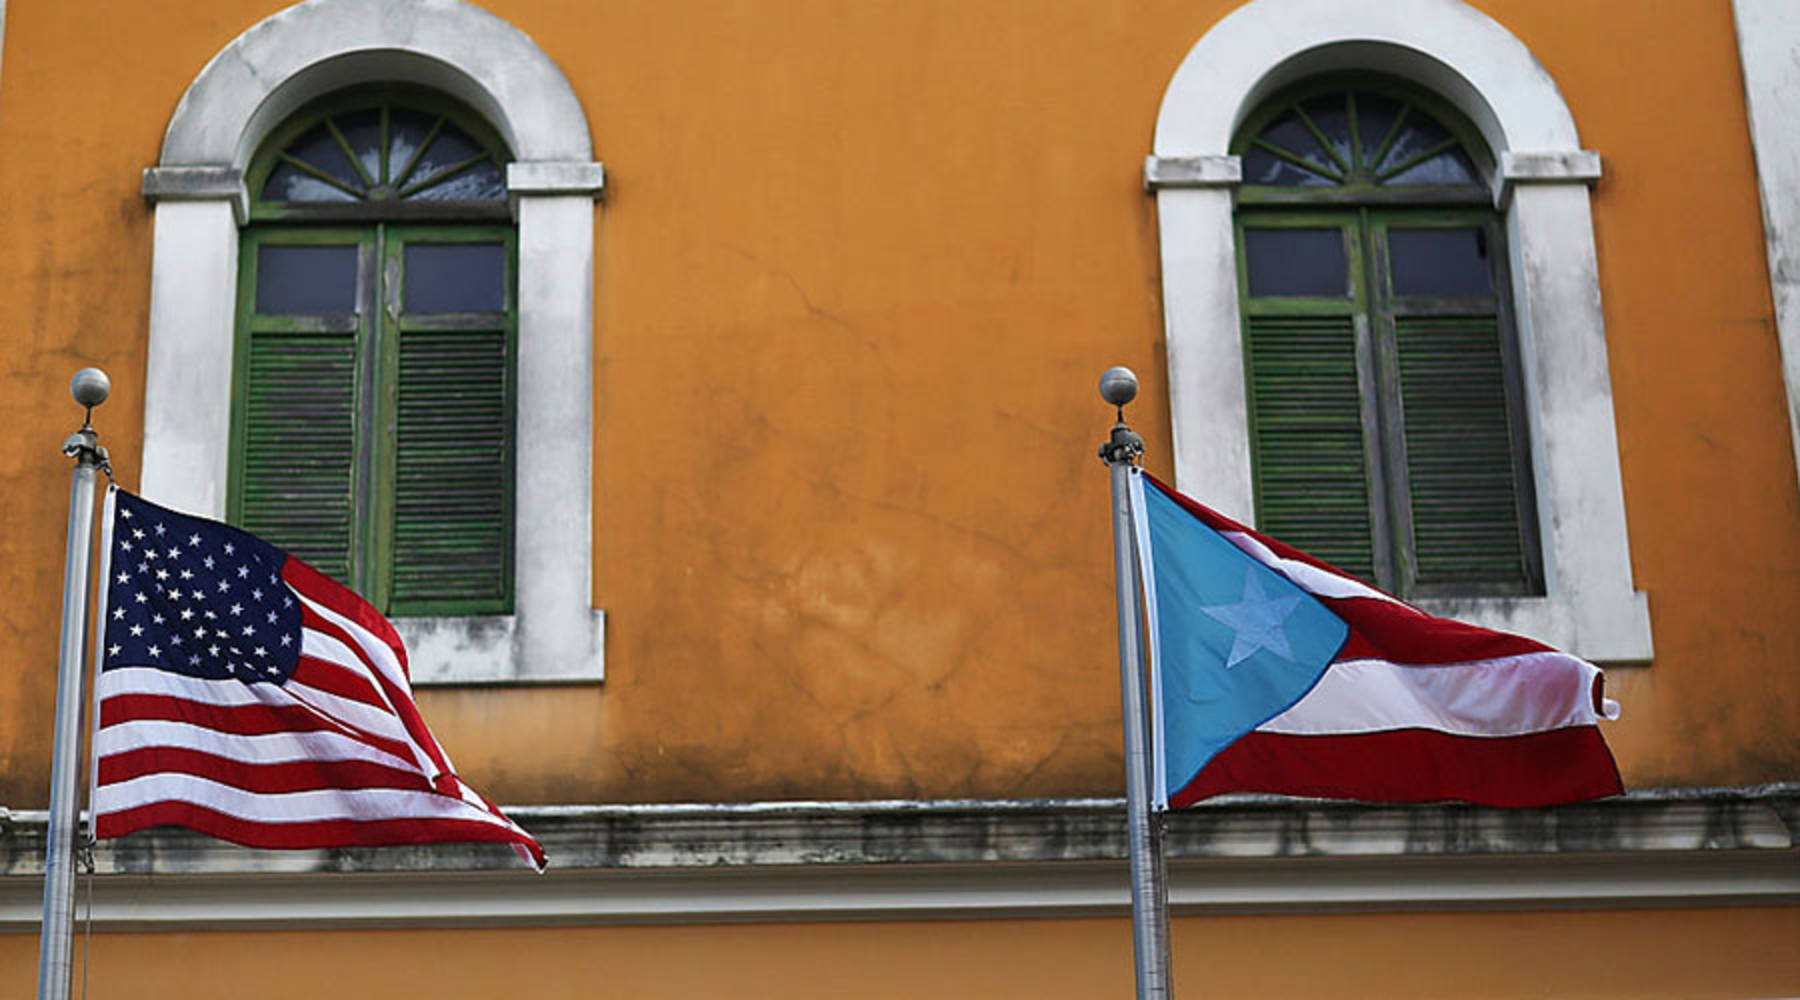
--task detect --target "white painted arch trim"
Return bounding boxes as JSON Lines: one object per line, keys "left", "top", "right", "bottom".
{"left": 140, "top": 0, "right": 605, "bottom": 684}
{"left": 160, "top": 0, "right": 592, "bottom": 168}
{"left": 1732, "top": 0, "right": 1800, "bottom": 506}
{"left": 1147, "top": 0, "right": 1651, "bottom": 661}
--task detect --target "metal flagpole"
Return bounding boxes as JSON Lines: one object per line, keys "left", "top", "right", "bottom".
{"left": 1098, "top": 366, "right": 1172, "bottom": 999}
{"left": 39, "top": 368, "right": 110, "bottom": 1000}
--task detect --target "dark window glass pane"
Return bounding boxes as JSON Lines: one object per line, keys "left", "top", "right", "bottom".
{"left": 1385, "top": 147, "right": 1477, "bottom": 186}
{"left": 387, "top": 110, "right": 440, "bottom": 187}
{"left": 256, "top": 245, "right": 359, "bottom": 314}
{"left": 262, "top": 162, "right": 357, "bottom": 203}
{"left": 1353, "top": 94, "right": 1404, "bottom": 172}
{"left": 1388, "top": 228, "right": 1493, "bottom": 297}
{"left": 1377, "top": 111, "right": 1462, "bottom": 181}
{"left": 284, "top": 123, "right": 363, "bottom": 192}
{"left": 1254, "top": 111, "right": 1339, "bottom": 180}
{"left": 1300, "top": 96, "right": 1353, "bottom": 170}
{"left": 334, "top": 109, "right": 383, "bottom": 185}
{"left": 1244, "top": 228, "right": 1348, "bottom": 298}
{"left": 400, "top": 120, "right": 505, "bottom": 201}
{"left": 405, "top": 160, "right": 505, "bottom": 201}
{"left": 408, "top": 126, "right": 484, "bottom": 186}
{"left": 405, "top": 243, "right": 506, "bottom": 313}
{"left": 1242, "top": 146, "right": 1334, "bottom": 187}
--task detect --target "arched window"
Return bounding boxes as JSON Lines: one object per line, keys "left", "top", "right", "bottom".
{"left": 141, "top": 0, "right": 605, "bottom": 683}
{"left": 232, "top": 88, "right": 517, "bottom": 615}
{"left": 1232, "top": 80, "right": 1541, "bottom": 598}
{"left": 1144, "top": 0, "right": 1651, "bottom": 661}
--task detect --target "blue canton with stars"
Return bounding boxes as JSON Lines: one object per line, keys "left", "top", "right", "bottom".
{"left": 103, "top": 490, "right": 303, "bottom": 686}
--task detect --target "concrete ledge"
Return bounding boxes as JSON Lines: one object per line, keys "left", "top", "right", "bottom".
{"left": 1500, "top": 150, "right": 1603, "bottom": 184}
{"left": 1497, "top": 150, "right": 1603, "bottom": 208}
{"left": 506, "top": 160, "right": 605, "bottom": 197}
{"left": 5, "top": 787, "right": 1794, "bottom": 876}
{"left": 1, "top": 788, "right": 1794, "bottom": 928}
{"left": 1145, "top": 154, "right": 1242, "bottom": 190}
{"left": 396, "top": 611, "right": 605, "bottom": 686}
{"left": 141, "top": 165, "right": 250, "bottom": 225}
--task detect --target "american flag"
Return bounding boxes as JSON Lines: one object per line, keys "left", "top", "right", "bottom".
{"left": 92, "top": 488, "right": 545, "bottom": 870}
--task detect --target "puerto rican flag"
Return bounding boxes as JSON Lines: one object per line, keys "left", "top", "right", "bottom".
{"left": 1128, "top": 469, "right": 1622, "bottom": 810}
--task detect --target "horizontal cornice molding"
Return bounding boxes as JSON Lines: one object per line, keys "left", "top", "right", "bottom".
{"left": 3, "top": 788, "right": 1794, "bottom": 929}
{"left": 141, "top": 165, "right": 250, "bottom": 225}
{"left": 1145, "top": 154, "right": 1243, "bottom": 190}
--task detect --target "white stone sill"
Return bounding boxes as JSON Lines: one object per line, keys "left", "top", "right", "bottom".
{"left": 396, "top": 610, "right": 605, "bottom": 686}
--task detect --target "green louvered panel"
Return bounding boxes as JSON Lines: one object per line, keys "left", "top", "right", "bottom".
{"left": 391, "top": 327, "right": 511, "bottom": 611}
{"left": 241, "top": 332, "right": 358, "bottom": 582}
{"left": 1246, "top": 314, "right": 1377, "bottom": 582}
{"left": 1395, "top": 315, "right": 1533, "bottom": 589}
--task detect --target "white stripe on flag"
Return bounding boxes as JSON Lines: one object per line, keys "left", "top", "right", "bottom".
{"left": 280, "top": 679, "right": 412, "bottom": 744}
{"left": 100, "top": 666, "right": 412, "bottom": 746}
{"left": 1258, "top": 652, "right": 1606, "bottom": 737}
{"left": 101, "top": 665, "right": 270, "bottom": 707}
{"left": 298, "top": 612, "right": 444, "bottom": 779}
{"left": 97, "top": 771, "right": 527, "bottom": 830}
{"left": 96, "top": 719, "right": 420, "bottom": 773}
{"left": 296, "top": 592, "right": 411, "bottom": 693}
{"left": 1218, "top": 529, "right": 1410, "bottom": 608}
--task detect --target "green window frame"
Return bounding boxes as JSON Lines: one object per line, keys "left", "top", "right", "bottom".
{"left": 230, "top": 89, "right": 519, "bottom": 616}
{"left": 1233, "top": 79, "right": 1543, "bottom": 598}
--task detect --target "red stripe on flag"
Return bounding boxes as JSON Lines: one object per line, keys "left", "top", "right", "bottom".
{"left": 1170, "top": 725, "right": 1623, "bottom": 809}
{"left": 98, "top": 746, "right": 433, "bottom": 795}
{"left": 94, "top": 800, "right": 546, "bottom": 867}
{"left": 296, "top": 593, "right": 454, "bottom": 780}
{"left": 101, "top": 693, "right": 419, "bottom": 765}
{"left": 1330, "top": 597, "right": 1552, "bottom": 664}
{"left": 285, "top": 558, "right": 409, "bottom": 675}
{"left": 291, "top": 655, "right": 390, "bottom": 709}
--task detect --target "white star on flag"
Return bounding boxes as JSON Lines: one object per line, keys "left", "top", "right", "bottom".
{"left": 1199, "top": 567, "right": 1303, "bottom": 668}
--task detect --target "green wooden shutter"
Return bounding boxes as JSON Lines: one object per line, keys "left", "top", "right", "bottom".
{"left": 234, "top": 233, "right": 370, "bottom": 586}
{"left": 382, "top": 229, "right": 516, "bottom": 615}
{"left": 240, "top": 330, "right": 360, "bottom": 582}
{"left": 1394, "top": 315, "right": 1534, "bottom": 591}
{"left": 390, "top": 326, "right": 512, "bottom": 610}
{"left": 1246, "top": 314, "right": 1378, "bottom": 582}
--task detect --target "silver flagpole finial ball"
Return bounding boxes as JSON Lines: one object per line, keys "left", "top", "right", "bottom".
{"left": 70, "top": 368, "right": 110, "bottom": 408}
{"left": 1099, "top": 366, "right": 1138, "bottom": 407}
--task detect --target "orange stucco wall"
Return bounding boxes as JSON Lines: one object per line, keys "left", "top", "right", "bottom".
{"left": 2, "top": 906, "right": 1797, "bottom": 999}
{"left": 0, "top": 0, "right": 1796, "bottom": 808}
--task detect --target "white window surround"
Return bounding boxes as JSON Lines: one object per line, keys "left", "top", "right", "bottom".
{"left": 139, "top": 0, "right": 605, "bottom": 684}
{"left": 1145, "top": 0, "right": 1652, "bottom": 662}
{"left": 1732, "top": 0, "right": 1800, "bottom": 505}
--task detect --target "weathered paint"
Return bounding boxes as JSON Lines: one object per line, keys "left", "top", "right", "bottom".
{"left": 0, "top": 0, "right": 1794, "bottom": 812}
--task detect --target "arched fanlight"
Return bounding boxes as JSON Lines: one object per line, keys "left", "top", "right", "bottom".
{"left": 1238, "top": 88, "right": 1481, "bottom": 189}
{"left": 260, "top": 101, "right": 507, "bottom": 205}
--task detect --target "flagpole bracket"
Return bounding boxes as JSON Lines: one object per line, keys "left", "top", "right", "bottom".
{"left": 1099, "top": 421, "right": 1144, "bottom": 466}
{"left": 60, "top": 429, "right": 108, "bottom": 470}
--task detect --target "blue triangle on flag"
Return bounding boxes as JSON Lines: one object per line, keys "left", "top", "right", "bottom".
{"left": 1132, "top": 472, "right": 1349, "bottom": 802}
